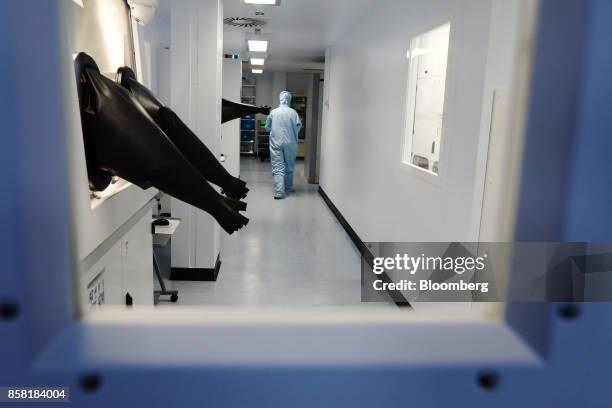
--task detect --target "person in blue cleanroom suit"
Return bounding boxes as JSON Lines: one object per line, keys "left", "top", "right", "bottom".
{"left": 265, "top": 91, "right": 302, "bottom": 199}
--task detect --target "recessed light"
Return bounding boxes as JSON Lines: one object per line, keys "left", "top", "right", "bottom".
{"left": 252, "top": 69, "right": 264, "bottom": 74}
{"left": 244, "top": 0, "right": 280, "bottom": 5}
{"left": 248, "top": 40, "right": 268, "bottom": 52}
{"left": 250, "top": 58, "right": 265, "bottom": 66}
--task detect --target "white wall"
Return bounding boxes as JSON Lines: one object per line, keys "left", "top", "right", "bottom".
{"left": 170, "top": 0, "right": 223, "bottom": 269}
{"left": 67, "top": 0, "right": 134, "bottom": 74}
{"left": 138, "top": 13, "right": 172, "bottom": 215}
{"left": 157, "top": 47, "right": 172, "bottom": 106}
{"left": 320, "top": 0, "right": 521, "bottom": 242}
{"left": 472, "top": 0, "right": 522, "bottom": 240}
{"left": 222, "top": 59, "right": 242, "bottom": 177}
{"left": 136, "top": 14, "right": 170, "bottom": 95}
{"left": 316, "top": 77, "right": 324, "bottom": 179}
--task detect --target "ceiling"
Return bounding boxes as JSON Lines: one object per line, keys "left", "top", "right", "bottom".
{"left": 222, "top": 0, "right": 376, "bottom": 72}
{"left": 156, "top": 0, "right": 376, "bottom": 72}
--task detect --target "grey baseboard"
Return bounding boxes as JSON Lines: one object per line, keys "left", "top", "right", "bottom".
{"left": 318, "top": 187, "right": 411, "bottom": 307}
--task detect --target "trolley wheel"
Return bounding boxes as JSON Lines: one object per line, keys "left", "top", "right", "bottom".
{"left": 170, "top": 294, "right": 179, "bottom": 303}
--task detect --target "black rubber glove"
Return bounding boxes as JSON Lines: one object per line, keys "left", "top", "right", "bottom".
{"left": 75, "top": 53, "right": 248, "bottom": 234}
{"left": 117, "top": 67, "right": 250, "bottom": 200}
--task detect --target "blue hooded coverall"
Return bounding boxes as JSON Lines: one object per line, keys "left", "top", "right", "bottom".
{"left": 265, "top": 91, "right": 302, "bottom": 198}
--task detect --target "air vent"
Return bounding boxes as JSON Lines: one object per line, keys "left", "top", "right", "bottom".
{"left": 224, "top": 17, "right": 266, "bottom": 28}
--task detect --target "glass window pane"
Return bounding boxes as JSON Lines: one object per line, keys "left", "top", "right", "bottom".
{"left": 402, "top": 23, "right": 451, "bottom": 175}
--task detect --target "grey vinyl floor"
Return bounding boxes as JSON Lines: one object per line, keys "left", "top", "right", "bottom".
{"left": 158, "top": 156, "right": 369, "bottom": 307}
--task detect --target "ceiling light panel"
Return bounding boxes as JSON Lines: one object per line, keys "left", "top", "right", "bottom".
{"left": 248, "top": 40, "right": 269, "bottom": 52}
{"left": 250, "top": 58, "right": 265, "bottom": 66}
{"left": 244, "top": 0, "right": 281, "bottom": 5}
{"left": 252, "top": 69, "right": 264, "bottom": 74}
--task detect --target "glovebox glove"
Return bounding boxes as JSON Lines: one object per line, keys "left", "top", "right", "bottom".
{"left": 116, "top": 66, "right": 250, "bottom": 200}
{"left": 75, "top": 53, "right": 248, "bottom": 234}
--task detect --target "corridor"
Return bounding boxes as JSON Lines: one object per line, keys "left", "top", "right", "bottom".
{"left": 166, "top": 157, "right": 365, "bottom": 306}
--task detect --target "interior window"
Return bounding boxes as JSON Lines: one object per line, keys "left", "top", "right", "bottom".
{"left": 402, "top": 23, "right": 451, "bottom": 175}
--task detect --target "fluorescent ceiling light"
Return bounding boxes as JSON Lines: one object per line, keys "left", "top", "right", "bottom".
{"left": 248, "top": 40, "right": 269, "bottom": 52}
{"left": 244, "top": 0, "right": 281, "bottom": 5}
{"left": 250, "top": 58, "right": 265, "bottom": 66}
{"left": 252, "top": 69, "right": 264, "bottom": 74}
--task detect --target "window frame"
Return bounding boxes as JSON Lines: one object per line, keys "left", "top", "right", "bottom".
{"left": 4, "top": 1, "right": 609, "bottom": 404}
{"left": 400, "top": 22, "right": 453, "bottom": 187}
